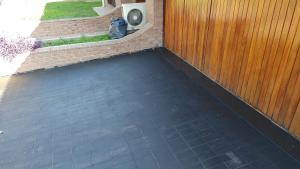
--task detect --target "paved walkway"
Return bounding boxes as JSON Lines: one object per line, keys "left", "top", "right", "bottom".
{"left": 0, "top": 0, "right": 60, "bottom": 37}
{"left": 0, "top": 50, "right": 299, "bottom": 169}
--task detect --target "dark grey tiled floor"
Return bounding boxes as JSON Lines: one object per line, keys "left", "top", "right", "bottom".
{"left": 0, "top": 49, "right": 299, "bottom": 169}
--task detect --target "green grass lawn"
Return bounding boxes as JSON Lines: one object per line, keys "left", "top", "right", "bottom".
{"left": 43, "top": 34, "right": 111, "bottom": 47}
{"left": 41, "top": 0, "right": 101, "bottom": 20}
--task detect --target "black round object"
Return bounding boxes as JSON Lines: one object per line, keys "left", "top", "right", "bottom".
{"left": 127, "top": 9, "right": 143, "bottom": 26}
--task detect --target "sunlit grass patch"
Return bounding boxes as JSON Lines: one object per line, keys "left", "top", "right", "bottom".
{"left": 41, "top": 0, "right": 101, "bottom": 20}
{"left": 43, "top": 34, "right": 111, "bottom": 47}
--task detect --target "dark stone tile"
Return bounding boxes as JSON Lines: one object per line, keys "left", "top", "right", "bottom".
{"left": 160, "top": 127, "right": 181, "bottom": 141}
{"left": 192, "top": 144, "right": 216, "bottom": 161}
{"left": 114, "top": 160, "right": 137, "bottom": 169}
{"left": 53, "top": 149, "right": 73, "bottom": 169}
{"left": 207, "top": 138, "right": 235, "bottom": 154}
{"left": 185, "top": 136, "right": 205, "bottom": 148}
{"left": 151, "top": 145, "right": 181, "bottom": 169}
{"left": 176, "top": 149, "right": 201, "bottom": 168}
{"left": 208, "top": 163, "right": 229, "bottom": 169}
{"left": 202, "top": 154, "right": 231, "bottom": 169}
{"left": 122, "top": 125, "right": 144, "bottom": 141}
{"left": 134, "top": 154, "right": 159, "bottom": 169}
{"left": 0, "top": 49, "right": 298, "bottom": 169}
{"left": 30, "top": 154, "right": 53, "bottom": 169}
{"left": 182, "top": 130, "right": 202, "bottom": 141}
{"left": 92, "top": 159, "right": 115, "bottom": 169}
{"left": 236, "top": 164, "right": 257, "bottom": 169}
{"left": 167, "top": 138, "right": 189, "bottom": 154}
{"left": 184, "top": 163, "right": 205, "bottom": 169}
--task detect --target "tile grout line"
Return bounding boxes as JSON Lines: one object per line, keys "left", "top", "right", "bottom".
{"left": 157, "top": 125, "right": 184, "bottom": 169}
{"left": 175, "top": 127, "right": 209, "bottom": 169}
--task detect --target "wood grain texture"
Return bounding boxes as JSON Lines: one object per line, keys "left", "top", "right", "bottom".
{"left": 164, "top": 0, "right": 300, "bottom": 139}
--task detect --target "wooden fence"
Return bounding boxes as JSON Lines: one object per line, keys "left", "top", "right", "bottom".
{"left": 164, "top": 0, "right": 300, "bottom": 138}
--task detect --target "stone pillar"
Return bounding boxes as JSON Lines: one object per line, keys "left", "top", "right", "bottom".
{"left": 102, "top": 0, "right": 107, "bottom": 7}
{"left": 145, "top": 0, "right": 154, "bottom": 24}
{"left": 146, "top": 0, "right": 163, "bottom": 28}
{"left": 121, "top": 0, "right": 137, "bottom": 3}
{"left": 115, "top": 0, "right": 138, "bottom": 6}
{"left": 115, "top": 0, "right": 122, "bottom": 7}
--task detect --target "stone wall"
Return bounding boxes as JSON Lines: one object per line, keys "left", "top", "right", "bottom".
{"left": 115, "top": 0, "right": 137, "bottom": 7}
{"left": 17, "top": 24, "right": 162, "bottom": 73}
{"left": 121, "top": 0, "right": 137, "bottom": 4}
{"left": 31, "top": 8, "right": 122, "bottom": 39}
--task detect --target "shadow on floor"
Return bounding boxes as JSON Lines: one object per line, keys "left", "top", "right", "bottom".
{"left": 0, "top": 49, "right": 299, "bottom": 169}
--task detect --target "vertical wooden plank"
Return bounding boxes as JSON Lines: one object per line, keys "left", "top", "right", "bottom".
{"left": 257, "top": 0, "right": 291, "bottom": 115}
{"left": 207, "top": 0, "right": 227, "bottom": 80}
{"left": 216, "top": 0, "right": 237, "bottom": 83}
{"left": 172, "top": 0, "right": 178, "bottom": 54}
{"left": 254, "top": 0, "right": 283, "bottom": 107}
{"left": 281, "top": 47, "right": 300, "bottom": 128}
{"left": 217, "top": 0, "right": 239, "bottom": 86}
{"left": 180, "top": 0, "right": 190, "bottom": 60}
{"left": 178, "top": 0, "right": 186, "bottom": 56}
{"left": 188, "top": 0, "right": 201, "bottom": 66}
{"left": 165, "top": 0, "right": 176, "bottom": 52}
{"left": 202, "top": 0, "right": 218, "bottom": 75}
{"left": 289, "top": 102, "right": 300, "bottom": 138}
{"left": 236, "top": 0, "right": 262, "bottom": 97}
{"left": 262, "top": 0, "right": 296, "bottom": 116}
{"left": 243, "top": 0, "right": 271, "bottom": 102}
{"left": 226, "top": 0, "right": 265, "bottom": 92}
{"left": 227, "top": 0, "right": 250, "bottom": 92}
{"left": 270, "top": 2, "right": 300, "bottom": 121}
{"left": 248, "top": 0, "right": 278, "bottom": 105}
{"left": 195, "top": 0, "right": 212, "bottom": 71}
{"left": 224, "top": 0, "right": 245, "bottom": 89}
{"left": 183, "top": 0, "right": 201, "bottom": 65}
{"left": 224, "top": 0, "right": 247, "bottom": 89}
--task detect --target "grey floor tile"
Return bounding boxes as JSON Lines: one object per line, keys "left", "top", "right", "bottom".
{"left": 0, "top": 50, "right": 298, "bottom": 169}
